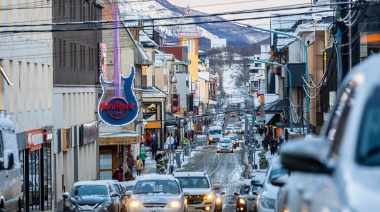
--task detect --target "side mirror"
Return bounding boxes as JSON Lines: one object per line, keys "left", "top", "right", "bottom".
{"left": 3, "top": 150, "right": 14, "bottom": 170}
{"left": 281, "top": 137, "right": 333, "bottom": 174}
{"left": 111, "top": 193, "right": 119, "bottom": 197}
{"left": 234, "top": 192, "right": 239, "bottom": 196}
{"left": 62, "top": 192, "right": 70, "bottom": 198}
{"left": 212, "top": 184, "right": 221, "bottom": 190}
{"left": 270, "top": 174, "right": 289, "bottom": 187}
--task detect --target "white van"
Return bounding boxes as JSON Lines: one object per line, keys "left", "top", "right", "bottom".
{"left": 207, "top": 126, "right": 223, "bottom": 144}
{"left": 0, "top": 113, "right": 22, "bottom": 211}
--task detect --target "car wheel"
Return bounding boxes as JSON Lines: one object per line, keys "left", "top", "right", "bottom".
{"left": 217, "top": 151, "right": 220, "bottom": 153}
{"left": 231, "top": 150, "right": 233, "bottom": 153}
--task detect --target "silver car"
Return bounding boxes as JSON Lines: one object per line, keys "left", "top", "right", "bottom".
{"left": 126, "top": 174, "right": 187, "bottom": 212}
{"left": 280, "top": 54, "right": 380, "bottom": 211}
{"left": 217, "top": 138, "right": 233, "bottom": 153}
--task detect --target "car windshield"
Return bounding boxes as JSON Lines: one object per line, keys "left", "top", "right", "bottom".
{"left": 220, "top": 139, "right": 231, "bottom": 143}
{"left": 70, "top": 185, "right": 109, "bottom": 196}
{"left": 226, "top": 127, "right": 233, "bottom": 130}
{"left": 176, "top": 177, "right": 210, "bottom": 189}
{"left": 134, "top": 180, "right": 180, "bottom": 194}
{"left": 209, "top": 130, "right": 221, "bottom": 134}
{"left": 357, "top": 92, "right": 380, "bottom": 166}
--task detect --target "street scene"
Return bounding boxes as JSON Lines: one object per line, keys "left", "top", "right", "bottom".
{"left": 1, "top": 0, "right": 380, "bottom": 212}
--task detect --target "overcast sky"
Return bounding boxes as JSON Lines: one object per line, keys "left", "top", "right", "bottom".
{"left": 167, "top": 0, "right": 312, "bottom": 27}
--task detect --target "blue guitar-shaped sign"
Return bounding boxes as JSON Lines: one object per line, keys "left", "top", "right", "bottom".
{"left": 97, "top": 4, "right": 138, "bottom": 126}
{"left": 98, "top": 65, "right": 138, "bottom": 126}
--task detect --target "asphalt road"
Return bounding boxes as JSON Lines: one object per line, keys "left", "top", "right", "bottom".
{"left": 177, "top": 109, "right": 250, "bottom": 211}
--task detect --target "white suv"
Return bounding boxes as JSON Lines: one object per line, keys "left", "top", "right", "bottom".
{"left": 173, "top": 172, "right": 224, "bottom": 212}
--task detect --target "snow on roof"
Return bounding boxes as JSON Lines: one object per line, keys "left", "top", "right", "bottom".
{"left": 73, "top": 180, "right": 110, "bottom": 186}
{"left": 137, "top": 174, "right": 178, "bottom": 181}
{"left": 172, "top": 171, "right": 208, "bottom": 177}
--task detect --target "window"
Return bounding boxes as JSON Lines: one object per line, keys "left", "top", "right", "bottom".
{"left": 356, "top": 88, "right": 380, "bottom": 166}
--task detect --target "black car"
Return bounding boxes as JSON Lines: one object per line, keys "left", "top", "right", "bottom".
{"left": 63, "top": 180, "right": 125, "bottom": 212}
{"left": 234, "top": 179, "right": 262, "bottom": 212}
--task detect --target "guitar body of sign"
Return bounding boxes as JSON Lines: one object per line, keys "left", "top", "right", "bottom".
{"left": 98, "top": 66, "right": 138, "bottom": 126}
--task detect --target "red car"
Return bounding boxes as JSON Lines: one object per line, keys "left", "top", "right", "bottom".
{"left": 230, "top": 112, "right": 237, "bottom": 117}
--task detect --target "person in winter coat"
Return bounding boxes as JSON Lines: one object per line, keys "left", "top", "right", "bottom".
{"left": 124, "top": 167, "right": 135, "bottom": 181}
{"left": 140, "top": 148, "right": 147, "bottom": 168}
{"left": 151, "top": 141, "right": 158, "bottom": 157}
{"left": 126, "top": 154, "right": 134, "bottom": 173}
{"left": 134, "top": 156, "right": 143, "bottom": 176}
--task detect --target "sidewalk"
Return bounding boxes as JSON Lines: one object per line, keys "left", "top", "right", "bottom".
{"left": 246, "top": 134, "right": 279, "bottom": 171}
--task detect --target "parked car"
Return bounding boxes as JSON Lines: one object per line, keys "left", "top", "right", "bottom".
{"left": 280, "top": 54, "right": 380, "bottom": 212}
{"left": 63, "top": 180, "right": 125, "bottom": 212}
{"left": 253, "top": 157, "right": 288, "bottom": 212}
{"left": 173, "top": 172, "right": 224, "bottom": 212}
{"left": 217, "top": 137, "right": 234, "bottom": 153}
{"left": 125, "top": 174, "right": 187, "bottom": 212}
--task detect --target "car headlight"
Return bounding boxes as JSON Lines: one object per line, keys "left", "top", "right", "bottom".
{"left": 204, "top": 193, "right": 214, "bottom": 200}
{"left": 216, "top": 197, "right": 222, "bottom": 204}
{"left": 259, "top": 196, "right": 275, "bottom": 209}
{"left": 209, "top": 137, "right": 213, "bottom": 140}
{"left": 217, "top": 145, "right": 220, "bottom": 148}
{"left": 238, "top": 198, "right": 246, "bottom": 204}
{"left": 130, "top": 200, "right": 141, "bottom": 208}
{"left": 169, "top": 201, "right": 181, "bottom": 208}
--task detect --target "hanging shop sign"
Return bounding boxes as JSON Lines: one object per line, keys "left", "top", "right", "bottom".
{"left": 97, "top": 4, "right": 138, "bottom": 126}
{"left": 81, "top": 121, "right": 99, "bottom": 145}
{"left": 26, "top": 129, "right": 44, "bottom": 152}
{"left": 99, "top": 137, "right": 137, "bottom": 146}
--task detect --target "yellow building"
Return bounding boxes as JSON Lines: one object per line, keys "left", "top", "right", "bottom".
{"left": 178, "top": 6, "right": 200, "bottom": 83}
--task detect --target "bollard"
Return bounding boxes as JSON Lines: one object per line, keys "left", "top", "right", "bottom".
{"left": 184, "top": 143, "right": 190, "bottom": 156}
{"left": 175, "top": 150, "right": 181, "bottom": 168}
{"left": 169, "top": 165, "right": 174, "bottom": 174}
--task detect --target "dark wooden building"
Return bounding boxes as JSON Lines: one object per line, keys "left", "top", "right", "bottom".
{"left": 52, "top": 0, "right": 103, "bottom": 85}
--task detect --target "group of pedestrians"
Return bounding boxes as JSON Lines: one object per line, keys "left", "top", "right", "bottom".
{"left": 261, "top": 135, "right": 280, "bottom": 155}
{"left": 112, "top": 149, "right": 147, "bottom": 182}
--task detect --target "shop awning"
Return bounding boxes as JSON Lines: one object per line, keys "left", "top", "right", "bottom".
{"left": 266, "top": 114, "right": 281, "bottom": 126}
{"left": 99, "top": 131, "right": 140, "bottom": 146}
{"left": 263, "top": 99, "right": 284, "bottom": 114}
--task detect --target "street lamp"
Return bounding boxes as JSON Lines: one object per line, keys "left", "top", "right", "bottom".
{"left": 166, "top": 125, "right": 176, "bottom": 173}
{"left": 139, "top": 119, "right": 147, "bottom": 150}
{"left": 246, "top": 58, "right": 293, "bottom": 132}
{"left": 244, "top": 24, "right": 310, "bottom": 134}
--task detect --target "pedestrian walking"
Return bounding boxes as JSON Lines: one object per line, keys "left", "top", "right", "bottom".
{"left": 126, "top": 154, "right": 134, "bottom": 173}
{"left": 176, "top": 134, "right": 181, "bottom": 149}
{"left": 134, "top": 156, "right": 143, "bottom": 176}
{"left": 140, "top": 148, "right": 147, "bottom": 168}
{"left": 164, "top": 135, "right": 173, "bottom": 158}
{"left": 151, "top": 140, "right": 158, "bottom": 157}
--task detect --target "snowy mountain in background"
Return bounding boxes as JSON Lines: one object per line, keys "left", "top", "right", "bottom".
{"left": 119, "top": 0, "right": 269, "bottom": 50}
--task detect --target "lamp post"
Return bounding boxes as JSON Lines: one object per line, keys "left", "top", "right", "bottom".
{"left": 246, "top": 58, "right": 293, "bottom": 132}
{"left": 166, "top": 125, "right": 175, "bottom": 173}
{"left": 244, "top": 25, "right": 309, "bottom": 134}
{"left": 139, "top": 119, "right": 148, "bottom": 151}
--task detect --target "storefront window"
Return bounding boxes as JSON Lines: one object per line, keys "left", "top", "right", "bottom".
{"left": 100, "top": 154, "right": 112, "bottom": 180}
{"left": 143, "top": 103, "right": 161, "bottom": 121}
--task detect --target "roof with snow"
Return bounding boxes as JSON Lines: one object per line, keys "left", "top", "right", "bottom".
{"left": 198, "top": 72, "right": 210, "bottom": 81}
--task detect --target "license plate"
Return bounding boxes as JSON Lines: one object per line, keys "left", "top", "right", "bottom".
{"left": 188, "top": 206, "right": 195, "bottom": 210}
{"left": 149, "top": 210, "right": 162, "bottom": 212}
